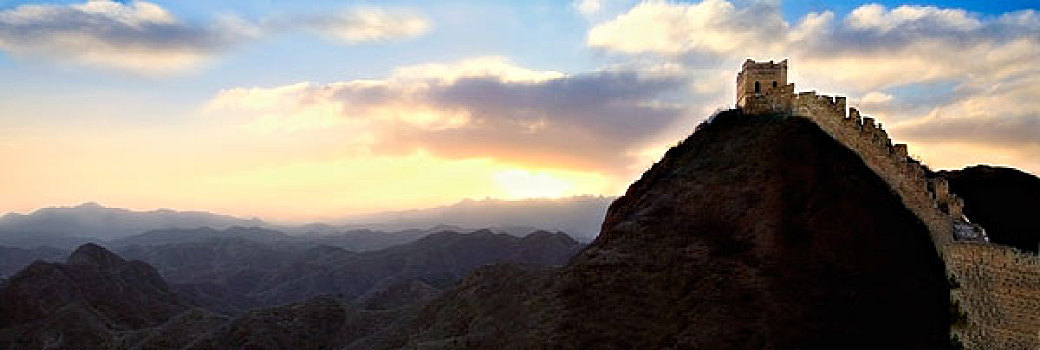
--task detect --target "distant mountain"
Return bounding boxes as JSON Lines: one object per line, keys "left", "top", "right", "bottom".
{"left": 0, "top": 202, "right": 264, "bottom": 243}
{"left": 0, "top": 230, "right": 101, "bottom": 250}
{"left": 111, "top": 226, "right": 291, "bottom": 247}
{"left": 941, "top": 165, "right": 1040, "bottom": 253}
{"left": 337, "top": 195, "right": 614, "bottom": 241}
{"left": 252, "top": 230, "right": 581, "bottom": 306}
{"left": 0, "top": 231, "right": 584, "bottom": 349}
{"left": 117, "top": 230, "right": 584, "bottom": 312}
{"left": 0, "top": 197, "right": 612, "bottom": 249}
{"left": 296, "top": 228, "right": 440, "bottom": 252}
{"left": 0, "top": 245, "right": 66, "bottom": 277}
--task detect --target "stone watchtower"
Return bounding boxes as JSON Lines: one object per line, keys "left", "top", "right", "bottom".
{"left": 736, "top": 59, "right": 794, "bottom": 115}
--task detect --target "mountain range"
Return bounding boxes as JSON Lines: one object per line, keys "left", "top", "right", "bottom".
{"left": 0, "top": 196, "right": 613, "bottom": 249}
{"left": 0, "top": 229, "right": 582, "bottom": 348}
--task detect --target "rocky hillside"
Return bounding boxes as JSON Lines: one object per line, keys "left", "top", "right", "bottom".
{"left": 0, "top": 230, "right": 585, "bottom": 349}
{"left": 115, "top": 230, "right": 582, "bottom": 314}
{"left": 0, "top": 243, "right": 190, "bottom": 349}
{"left": 941, "top": 165, "right": 1040, "bottom": 253}
{"left": 402, "top": 111, "right": 953, "bottom": 349}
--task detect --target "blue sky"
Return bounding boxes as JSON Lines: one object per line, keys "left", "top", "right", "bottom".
{"left": 1, "top": 0, "right": 1038, "bottom": 220}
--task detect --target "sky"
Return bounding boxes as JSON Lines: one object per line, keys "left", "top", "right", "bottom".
{"left": 1, "top": 0, "right": 1038, "bottom": 222}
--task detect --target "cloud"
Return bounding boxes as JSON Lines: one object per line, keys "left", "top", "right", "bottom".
{"left": 586, "top": 1, "right": 1040, "bottom": 173}
{"left": 845, "top": 3, "right": 981, "bottom": 33}
{"left": 271, "top": 8, "right": 430, "bottom": 43}
{"left": 0, "top": 1, "right": 431, "bottom": 74}
{"left": 587, "top": 0, "right": 785, "bottom": 56}
{"left": 588, "top": 1, "right": 1040, "bottom": 90}
{"left": 0, "top": 1, "right": 252, "bottom": 73}
{"left": 574, "top": 0, "right": 602, "bottom": 16}
{"left": 207, "top": 56, "right": 691, "bottom": 173}
{"left": 895, "top": 115, "right": 1040, "bottom": 148}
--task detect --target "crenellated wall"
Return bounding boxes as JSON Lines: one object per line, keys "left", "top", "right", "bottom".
{"left": 734, "top": 59, "right": 1038, "bottom": 349}
{"left": 794, "top": 104, "right": 1040, "bottom": 350}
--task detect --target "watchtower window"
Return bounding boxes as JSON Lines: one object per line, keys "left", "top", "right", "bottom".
{"left": 772, "top": 81, "right": 777, "bottom": 88}
{"left": 754, "top": 81, "right": 761, "bottom": 93}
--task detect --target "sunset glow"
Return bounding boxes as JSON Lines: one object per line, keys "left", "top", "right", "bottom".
{"left": 1, "top": 0, "right": 1038, "bottom": 221}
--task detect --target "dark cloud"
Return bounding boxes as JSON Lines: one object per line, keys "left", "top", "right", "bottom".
{"left": 372, "top": 70, "right": 690, "bottom": 172}
{"left": 0, "top": 1, "right": 252, "bottom": 72}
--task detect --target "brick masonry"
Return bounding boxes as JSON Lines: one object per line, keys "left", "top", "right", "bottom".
{"left": 735, "top": 59, "right": 1040, "bottom": 349}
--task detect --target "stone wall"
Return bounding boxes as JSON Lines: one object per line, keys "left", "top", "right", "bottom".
{"left": 798, "top": 105, "right": 958, "bottom": 250}
{"left": 741, "top": 83, "right": 793, "bottom": 115}
{"left": 947, "top": 243, "right": 1040, "bottom": 349}
{"left": 733, "top": 59, "right": 1039, "bottom": 348}
{"left": 793, "top": 103, "right": 1040, "bottom": 349}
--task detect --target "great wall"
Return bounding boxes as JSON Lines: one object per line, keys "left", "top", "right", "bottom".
{"left": 734, "top": 59, "right": 1040, "bottom": 349}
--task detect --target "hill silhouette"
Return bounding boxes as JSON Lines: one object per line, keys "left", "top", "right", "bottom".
{"left": 941, "top": 165, "right": 1040, "bottom": 253}
{"left": 400, "top": 110, "right": 952, "bottom": 349}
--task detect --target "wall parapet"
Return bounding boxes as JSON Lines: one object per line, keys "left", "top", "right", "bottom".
{"left": 734, "top": 59, "right": 1038, "bottom": 349}
{"left": 794, "top": 101, "right": 1037, "bottom": 350}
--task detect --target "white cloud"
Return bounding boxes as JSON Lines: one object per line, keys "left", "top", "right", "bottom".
{"left": 587, "top": 0, "right": 1040, "bottom": 173}
{"left": 587, "top": 0, "right": 785, "bottom": 56}
{"left": 0, "top": 1, "right": 432, "bottom": 74}
{"left": 845, "top": 4, "right": 981, "bottom": 33}
{"left": 574, "top": 0, "right": 602, "bottom": 16}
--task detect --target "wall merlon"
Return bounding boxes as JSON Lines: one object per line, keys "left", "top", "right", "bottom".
{"left": 893, "top": 144, "right": 908, "bottom": 160}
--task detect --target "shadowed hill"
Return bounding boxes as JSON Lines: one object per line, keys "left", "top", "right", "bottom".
{"left": 110, "top": 230, "right": 582, "bottom": 315}
{"left": 404, "top": 111, "right": 952, "bottom": 349}
{"left": 0, "top": 231, "right": 586, "bottom": 349}
{"left": 940, "top": 165, "right": 1040, "bottom": 253}
{"left": 0, "top": 243, "right": 191, "bottom": 349}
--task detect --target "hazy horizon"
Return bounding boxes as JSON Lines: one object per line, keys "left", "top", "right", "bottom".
{"left": 2, "top": 0, "right": 1038, "bottom": 221}
{"left": 0, "top": 195, "right": 615, "bottom": 225}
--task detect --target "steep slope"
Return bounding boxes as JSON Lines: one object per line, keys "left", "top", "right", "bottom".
{"left": 0, "top": 243, "right": 189, "bottom": 348}
{"left": 940, "top": 165, "right": 1040, "bottom": 253}
{"left": 406, "top": 111, "right": 952, "bottom": 349}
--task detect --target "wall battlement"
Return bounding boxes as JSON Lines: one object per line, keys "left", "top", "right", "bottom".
{"left": 734, "top": 59, "right": 1040, "bottom": 349}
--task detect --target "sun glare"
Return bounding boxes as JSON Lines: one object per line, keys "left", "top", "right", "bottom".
{"left": 493, "top": 169, "right": 572, "bottom": 199}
